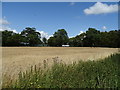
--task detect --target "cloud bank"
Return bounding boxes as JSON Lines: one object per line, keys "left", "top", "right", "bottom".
{"left": 84, "top": 2, "right": 118, "bottom": 15}
{"left": 102, "top": 26, "right": 107, "bottom": 30}
{"left": 70, "top": 2, "right": 75, "bottom": 6}
{"left": 0, "top": 18, "right": 52, "bottom": 39}
{"left": 0, "top": 26, "right": 18, "bottom": 33}
{"left": 37, "top": 30, "right": 52, "bottom": 39}
{"left": 0, "top": 18, "right": 18, "bottom": 33}
{"left": 79, "top": 31, "right": 84, "bottom": 35}
{"left": 0, "top": 18, "right": 10, "bottom": 25}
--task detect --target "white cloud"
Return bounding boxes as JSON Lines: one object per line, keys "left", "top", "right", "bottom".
{"left": 102, "top": 26, "right": 107, "bottom": 30}
{"left": 0, "top": 26, "right": 18, "bottom": 33}
{"left": 79, "top": 31, "right": 84, "bottom": 35}
{"left": 69, "top": 36, "right": 74, "bottom": 38}
{"left": 0, "top": 18, "right": 10, "bottom": 25}
{"left": 69, "top": 31, "right": 84, "bottom": 38}
{"left": 70, "top": 2, "right": 75, "bottom": 6}
{"left": 84, "top": 2, "right": 118, "bottom": 15}
{"left": 37, "top": 30, "right": 52, "bottom": 39}
{"left": 0, "top": 18, "right": 18, "bottom": 33}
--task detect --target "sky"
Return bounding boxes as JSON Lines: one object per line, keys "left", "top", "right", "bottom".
{"left": 1, "top": 2, "right": 118, "bottom": 38}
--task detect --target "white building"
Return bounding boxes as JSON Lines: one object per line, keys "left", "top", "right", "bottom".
{"left": 62, "top": 45, "right": 70, "bottom": 47}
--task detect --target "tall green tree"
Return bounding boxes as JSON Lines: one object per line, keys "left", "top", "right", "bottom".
{"left": 118, "top": 30, "right": 120, "bottom": 48}
{"left": 21, "top": 27, "right": 42, "bottom": 46}
{"left": 2, "top": 30, "right": 15, "bottom": 46}
{"left": 83, "top": 28, "right": 100, "bottom": 47}
{"left": 48, "top": 29, "right": 69, "bottom": 46}
{"left": 69, "top": 33, "right": 86, "bottom": 47}
{"left": 107, "top": 30, "right": 119, "bottom": 47}
{"left": 2, "top": 30, "right": 22, "bottom": 46}
{"left": 42, "top": 37, "right": 47, "bottom": 44}
{"left": 48, "top": 37, "right": 56, "bottom": 46}
{"left": 8, "top": 34, "right": 22, "bottom": 46}
{"left": 69, "top": 37, "right": 76, "bottom": 47}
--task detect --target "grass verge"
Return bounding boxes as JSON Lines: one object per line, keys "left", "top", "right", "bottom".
{"left": 2, "top": 53, "right": 120, "bottom": 88}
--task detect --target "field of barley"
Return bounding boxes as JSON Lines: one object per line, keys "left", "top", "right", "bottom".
{"left": 2, "top": 47, "right": 118, "bottom": 80}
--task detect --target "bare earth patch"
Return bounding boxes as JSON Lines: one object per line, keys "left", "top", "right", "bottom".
{"left": 2, "top": 47, "right": 118, "bottom": 79}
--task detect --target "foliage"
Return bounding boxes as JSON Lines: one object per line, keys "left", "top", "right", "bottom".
{"left": 69, "top": 28, "right": 120, "bottom": 48}
{"left": 83, "top": 28, "right": 101, "bottom": 47}
{"left": 48, "top": 29, "right": 69, "bottom": 46}
{"left": 2, "top": 27, "right": 120, "bottom": 47}
{"left": 2, "top": 30, "right": 22, "bottom": 46}
{"left": 2, "top": 27, "right": 42, "bottom": 46}
{"left": 21, "top": 27, "right": 42, "bottom": 46}
{"left": 69, "top": 33, "right": 86, "bottom": 47}
{"left": 3, "top": 53, "right": 120, "bottom": 88}
{"left": 42, "top": 37, "right": 47, "bottom": 44}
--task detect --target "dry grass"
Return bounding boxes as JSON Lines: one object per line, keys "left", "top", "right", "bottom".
{"left": 2, "top": 47, "right": 118, "bottom": 80}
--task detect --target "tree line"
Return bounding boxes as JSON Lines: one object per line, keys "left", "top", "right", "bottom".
{"left": 1, "top": 27, "right": 120, "bottom": 48}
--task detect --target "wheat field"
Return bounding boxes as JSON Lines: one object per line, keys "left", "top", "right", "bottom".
{"left": 2, "top": 47, "right": 118, "bottom": 79}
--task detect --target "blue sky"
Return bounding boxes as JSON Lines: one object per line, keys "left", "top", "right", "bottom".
{"left": 2, "top": 2, "right": 118, "bottom": 38}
